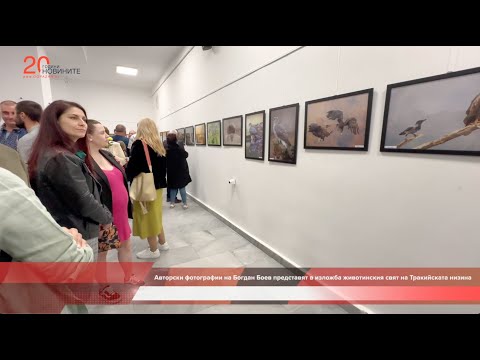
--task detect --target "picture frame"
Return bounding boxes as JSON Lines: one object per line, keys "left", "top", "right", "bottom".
{"left": 223, "top": 115, "right": 243, "bottom": 146}
{"left": 268, "top": 103, "right": 299, "bottom": 164}
{"left": 245, "top": 110, "right": 265, "bottom": 160}
{"left": 380, "top": 66, "right": 480, "bottom": 156}
{"left": 176, "top": 127, "right": 185, "bottom": 143}
{"left": 304, "top": 88, "right": 373, "bottom": 151}
{"left": 195, "top": 123, "right": 206, "bottom": 145}
{"left": 185, "top": 126, "right": 194, "bottom": 146}
{"left": 207, "top": 120, "right": 221, "bottom": 146}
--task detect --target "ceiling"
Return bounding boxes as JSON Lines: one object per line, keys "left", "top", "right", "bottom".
{"left": 42, "top": 46, "right": 186, "bottom": 91}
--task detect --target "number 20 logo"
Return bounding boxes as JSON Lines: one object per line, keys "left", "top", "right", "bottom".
{"left": 23, "top": 56, "right": 50, "bottom": 74}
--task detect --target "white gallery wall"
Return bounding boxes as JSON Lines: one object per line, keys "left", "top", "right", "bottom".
{"left": 0, "top": 46, "right": 45, "bottom": 105}
{"left": 155, "top": 46, "right": 480, "bottom": 314}
{"left": 51, "top": 79, "right": 154, "bottom": 133}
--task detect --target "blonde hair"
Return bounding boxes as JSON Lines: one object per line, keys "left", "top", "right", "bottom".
{"left": 136, "top": 118, "right": 165, "bottom": 156}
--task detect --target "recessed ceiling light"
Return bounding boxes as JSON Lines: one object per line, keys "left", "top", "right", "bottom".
{"left": 116, "top": 66, "right": 138, "bottom": 76}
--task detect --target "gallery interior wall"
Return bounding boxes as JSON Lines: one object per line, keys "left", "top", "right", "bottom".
{"left": 155, "top": 46, "right": 480, "bottom": 314}
{"left": 0, "top": 46, "right": 45, "bottom": 106}
{"left": 51, "top": 79, "right": 154, "bottom": 133}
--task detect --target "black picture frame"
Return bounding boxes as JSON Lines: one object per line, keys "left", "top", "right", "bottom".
{"left": 185, "top": 126, "right": 194, "bottom": 146}
{"left": 304, "top": 88, "right": 373, "bottom": 151}
{"left": 245, "top": 110, "right": 266, "bottom": 160}
{"left": 176, "top": 127, "right": 185, "bottom": 143}
{"left": 380, "top": 66, "right": 480, "bottom": 156}
{"left": 268, "top": 103, "right": 300, "bottom": 164}
{"left": 207, "top": 120, "right": 221, "bottom": 146}
{"left": 223, "top": 115, "right": 243, "bottom": 146}
{"left": 195, "top": 123, "right": 206, "bottom": 146}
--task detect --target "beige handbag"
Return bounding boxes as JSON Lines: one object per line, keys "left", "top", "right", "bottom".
{"left": 129, "top": 140, "right": 157, "bottom": 214}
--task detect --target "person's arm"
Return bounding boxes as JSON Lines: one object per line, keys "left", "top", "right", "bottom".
{"left": 110, "top": 143, "right": 127, "bottom": 166}
{"left": 0, "top": 143, "right": 30, "bottom": 186}
{"left": 0, "top": 169, "right": 94, "bottom": 263}
{"left": 45, "top": 153, "right": 112, "bottom": 225}
{"left": 127, "top": 134, "right": 136, "bottom": 151}
{"left": 16, "top": 138, "right": 29, "bottom": 164}
{"left": 125, "top": 140, "right": 147, "bottom": 182}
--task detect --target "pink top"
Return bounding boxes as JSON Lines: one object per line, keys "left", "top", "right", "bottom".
{"left": 103, "top": 166, "right": 131, "bottom": 241}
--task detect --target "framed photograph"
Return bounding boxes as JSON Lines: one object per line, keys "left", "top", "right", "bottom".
{"left": 268, "top": 103, "right": 299, "bottom": 164}
{"left": 245, "top": 110, "right": 265, "bottom": 160}
{"left": 223, "top": 115, "right": 243, "bottom": 146}
{"left": 304, "top": 88, "right": 373, "bottom": 151}
{"left": 176, "top": 128, "right": 185, "bottom": 143}
{"left": 195, "top": 123, "right": 206, "bottom": 145}
{"left": 207, "top": 120, "right": 221, "bottom": 146}
{"left": 185, "top": 126, "right": 194, "bottom": 146}
{"left": 380, "top": 66, "right": 480, "bottom": 156}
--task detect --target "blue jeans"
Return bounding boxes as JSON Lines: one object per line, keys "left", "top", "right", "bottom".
{"left": 170, "top": 187, "right": 187, "bottom": 205}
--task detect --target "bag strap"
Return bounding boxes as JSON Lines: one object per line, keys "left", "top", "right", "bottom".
{"left": 141, "top": 140, "right": 153, "bottom": 172}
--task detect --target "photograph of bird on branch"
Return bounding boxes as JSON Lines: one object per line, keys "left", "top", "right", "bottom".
{"left": 195, "top": 123, "right": 206, "bottom": 145}
{"left": 185, "top": 126, "right": 194, "bottom": 146}
{"left": 381, "top": 67, "right": 480, "bottom": 156}
{"left": 245, "top": 111, "right": 265, "bottom": 160}
{"left": 268, "top": 103, "right": 299, "bottom": 164}
{"left": 223, "top": 116, "right": 243, "bottom": 146}
{"left": 207, "top": 120, "right": 221, "bottom": 146}
{"left": 304, "top": 89, "right": 373, "bottom": 151}
{"left": 176, "top": 128, "right": 185, "bottom": 143}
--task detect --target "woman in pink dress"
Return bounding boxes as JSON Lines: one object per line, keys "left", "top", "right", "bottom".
{"left": 87, "top": 120, "right": 144, "bottom": 301}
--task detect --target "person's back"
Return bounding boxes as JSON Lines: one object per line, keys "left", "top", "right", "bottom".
{"left": 0, "top": 167, "right": 93, "bottom": 263}
{"left": 112, "top": 124, "right": 130, "bottom": 154}
{"left": 166, "top": 141, "right": 190, "bottom": 183}
{"left": 165, "top": 134, "right": 191, "bottom": 209}
{"left": 0, "top": 143, "right": 29, "bottom": 186}
{"left": 0, "top": 167, "right": 94, "bottom": 313}
{"left": 125, "top": 118, "right": 169, "bottom": 259}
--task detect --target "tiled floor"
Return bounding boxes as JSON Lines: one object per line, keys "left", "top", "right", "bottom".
{"left": 77, "top": 196, "right": 348, "bottom": 314}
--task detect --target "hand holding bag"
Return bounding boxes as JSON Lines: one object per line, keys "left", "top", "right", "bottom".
{"left": 129, "top": 140, "right": 157, "bottom": 214}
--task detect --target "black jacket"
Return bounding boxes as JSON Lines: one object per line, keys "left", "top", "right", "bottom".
{"left": 126, "top": 140, "right": 167, "bottom": 189}
{"left": 166, "top": 140, "right": 192, "bottom": 189}
{"left": 32, "top": 149, "right": 112, "bottom": 240}
{"left": 93, "top": 149, "right": 133, "bottom": 219}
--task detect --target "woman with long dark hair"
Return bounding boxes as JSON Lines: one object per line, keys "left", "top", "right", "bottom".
{"left": 29, "top": 100, "right": 112, "bottom": 254}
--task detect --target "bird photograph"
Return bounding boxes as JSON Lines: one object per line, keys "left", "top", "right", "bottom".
{"left": 463, "top": 93, "right": 480, "bottom": 126}
{"left": 326, "top": 110, "right": 360, "bottom": 135}
{"left": 308, "top": 123, "right": 332, "bottom": 141}
{"left": 305, "top": 91, "right": 371, "bottom": 149}
{"left": 246, "top": 120, "right": 264, "bottom": 158}
{"left": 382, "top": 72, "right": 480, "bottom": 152}
{"left": 195, "top": 124, "right": 205, "bottom": 145}
{"left": 398, "top": 119, "right": 427, "bottom": 138}
{"left": 223, "top": 117, "right": 242, "bottom": 146}
{"left": 185, "top": 127, "right": 194, "bottom": 145}
{"left": 207, "top": 121, "right": 221, "bottom": 145}
{"left": 269, "top": 106, "right": 298, "bottom": 163}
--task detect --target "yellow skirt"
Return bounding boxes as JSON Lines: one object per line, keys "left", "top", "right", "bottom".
{"left": 132, "top": 188, "right": 164, "bottom": 239}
